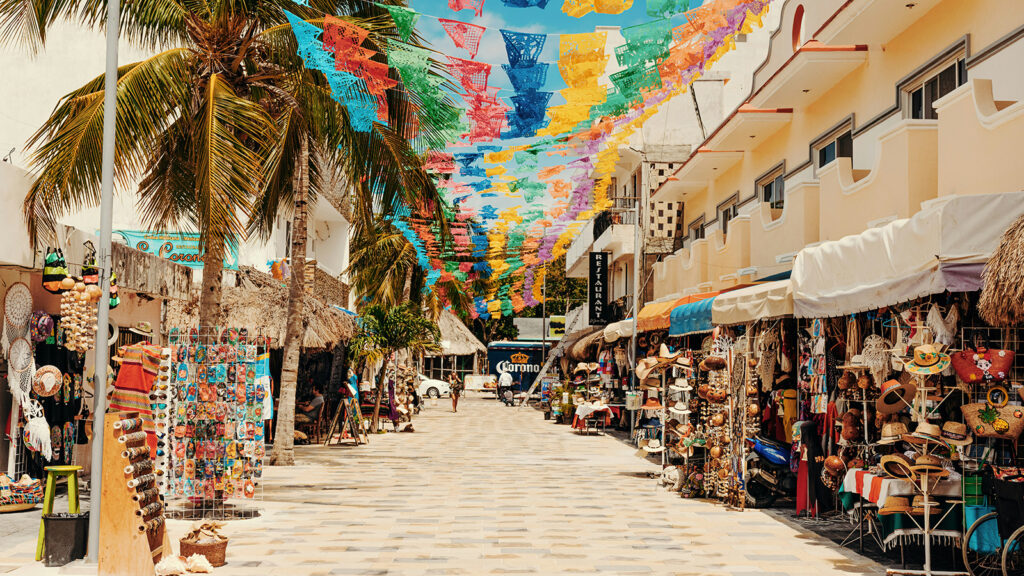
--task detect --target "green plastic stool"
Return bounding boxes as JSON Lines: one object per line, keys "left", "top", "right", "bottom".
{"left": 35, "top": 465, "right": 82, "bottom": 562}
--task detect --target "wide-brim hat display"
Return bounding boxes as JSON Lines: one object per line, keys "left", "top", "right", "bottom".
{"left": 904, "top": 422, "right": 949, "bottom": 448}
{"left": 911, "top": 454, "right": 949, "bottom": 478}
{"left": 635, "top": 357, "right": 661, "bottom": 381}
{"left": 879, "top": 496, "right": 913, "bottom": 516}
{"left": 904, "top": 344, "right": 951, "bottom": 375}
{"left": 911, "top": 494, "right": 941, "bottom": 515}
{"left": 32, "top": 366, "right": 62, "bottom": 397}
{"left": 641, "top": 398, "right": 663, "bottom": 411}
{"left": 129, "top": 321, "right": 153, "bottom": 336}
{"left": 573, "top": 362, "right": 589, "bottom": 374}
{"left": 880, "top": 454, "right": 916, "bottom": 479}
{"left": 941, "top": 421, "right": 973, "bottom": 446}
{"left": 587, "top": 362, "right": 600, "bottom": 372}
{"left": 876, "top": 421, "right": 909, "bottom": 445}
{"left": 876, "top": 379, "right": 917, "bottom": 414}
{"left": 668, "top": 401, "right": 691, "bottom": 416}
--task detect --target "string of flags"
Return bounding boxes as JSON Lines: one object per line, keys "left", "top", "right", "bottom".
{"left": 285, "top": 0, "right": 771, "bottom": 318}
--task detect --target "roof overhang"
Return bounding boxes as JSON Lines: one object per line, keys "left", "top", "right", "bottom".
{"left": 815, "top": 0, "right": 942, "bottom": 46}
{"left": 749, "top": 41, "right": 868, "bottom": 110}
{"left": 707, "top": 105, "right": 794, "bottom": 150}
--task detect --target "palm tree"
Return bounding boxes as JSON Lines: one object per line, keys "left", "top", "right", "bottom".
{"left": 349, "top": 302, "right": 440, "bottom": 430}
{"left": 1, "top": 0, "right": 455, "bottom": 329}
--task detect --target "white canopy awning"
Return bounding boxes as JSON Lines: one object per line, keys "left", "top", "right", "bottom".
{"left": 603, "top": 318, "right": 634, "bottom": 343}
{"left": 792, "top": 191, "right": 1024, "bottom": 318}
{"left": 712, "top": 280, "right": 793, "bottom": 325}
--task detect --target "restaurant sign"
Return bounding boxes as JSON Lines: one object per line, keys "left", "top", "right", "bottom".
{"left": 114, "top": 230, "right": 239, "bottom": 270}
{"left": 589, "top": 251, "right": 609, "bottom": 326}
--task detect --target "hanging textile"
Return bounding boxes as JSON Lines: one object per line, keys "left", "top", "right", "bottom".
{"left": 646, "top": 0, "right": 691, "bottom": 16}
{"left": 500, "top": 30, "right": 547, "bottom": 68}
{"left": 449, "top": 0, "right": 486, "bottom": 17}
{"left": 322, "top": 15, "right": 369, "bottom": 52}
{"left": 439, "top": 18, "right": 486, "bottom": 59}
{"left": 616, "top": 18, "right": 673, "bottom": 68}
{"left": 448, "top": 56, "right": 492, "bottom": 94}
{"left": 374, "top": 3, "right": 419, "bottom": 42}
{"left": 562, "top": 0, "right": 633, "bottom": 17}
{"left": 454, "top": 152, "right": 486, "bottom": 177}
{"left": 500, "top": 0, "right": 549, "bottom": 6}
{"left": 503, "top": 63, "right": 548, "bottom": 92}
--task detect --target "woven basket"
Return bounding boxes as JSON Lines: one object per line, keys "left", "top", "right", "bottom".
{"left": 962, "top": 403, "right": 1024, "bottom": 443}
{"left": 179, "top": 538, "right": 227, "bottom": 567}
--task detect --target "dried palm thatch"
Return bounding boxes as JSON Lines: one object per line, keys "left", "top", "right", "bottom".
{"left": 427, "top": 311, "right": 486, "bottom": 357}
{"left": 164, "top": 266, "right": 355, "bottom": 348}
{"left": 979, "top": 214, "right": 1024, "bottom": 326}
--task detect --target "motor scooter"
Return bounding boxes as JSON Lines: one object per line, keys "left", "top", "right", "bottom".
{"left": 744, "top": 435, "right": 798, "bottom": 508}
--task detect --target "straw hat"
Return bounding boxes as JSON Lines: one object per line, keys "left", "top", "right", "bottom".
{"left": 669, "top": 378, "right": 692, "bottom": 392}
{"left": 643, "top": 438, "right": 666, "bottom": 453}
{"left": 573, "top": 363, "right": 589, "bottom": 374}
{"left": 911, "top": 454, "right": 949, "bottom": 478}
{"left": 700, "top": 355, "right": 727, "bottom": 372}
{"left": 876, "top": 379, "right": 917, "bottom": 414}
{"left": 940, "top": 421, "right": 973, "bottom": 446}
{"left": 876, "top": 422, "right": 909, "bottom": 445}
{"left": 903, "top": 422, "right": 948, "bottom": 447}
{"left": 904, "top": 345, "right": 950, "bottom": 375}
{"left": 641, "top": 398, "right": 663, "bottom": 411}
{"left": 635, "top": 357, "right": 660, "bottom": 381}
{"left": 668, "top": 401, "right": 691, "bottom": 416}
{"left": 658, "top": 343, "right": 682, "bottom": 362}
{"left": 32, "top": 366, "right": 62, "bottom": 397}
{"left": 879, "top": 496, "right": 913, "bottom": 516}
{"left": 880, "top": 454, "right": 916, "bottom": 479}
{"left": 910, "top": 494, "right": 942, "bottom": 515}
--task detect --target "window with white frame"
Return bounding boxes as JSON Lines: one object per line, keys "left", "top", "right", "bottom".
{"left": 903, "top": 54, "right": 967, "bottom": 120}
{"left": 815, "top": 129, "right": 852, "bottom": 170}
{"left": 718, "top": 197, "right": 738, "bottom": 236}
{"left": 759, "top": 169, "right": 785, "bottom": 211}
{"left": 687, "top": 216, "right": 705, "bottom": 245}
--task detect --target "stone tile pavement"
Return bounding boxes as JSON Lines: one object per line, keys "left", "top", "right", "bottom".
{"left": 0, "top": 396, "right": 884, "bottom": 575}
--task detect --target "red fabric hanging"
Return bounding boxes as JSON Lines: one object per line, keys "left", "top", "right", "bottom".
{"left": 439, "top": 18, "right": 486, "bottom": 59}
{"left": 323, "top": 15, "right": 369, "bottom": 52}
{"left": 448, "top": 56, "right": 492, "bottom": 94}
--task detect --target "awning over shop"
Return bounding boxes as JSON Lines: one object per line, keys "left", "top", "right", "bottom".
{"left": 712, "top": 280, "right": 793, "bottom": 325}
{"left": 792, "top": 191, "right": 1024, "bottom": 318}
{"left": 568, "top": 328, "right": 605, "bottom": 360}
{"left": 669, "top": 296, "right": 717, "bottom": 337}
{"left": 603, "top": 318, "right": 634, "bottom": 342}
{"left": 637, "top": 291, "right": 720, "bottom": 332}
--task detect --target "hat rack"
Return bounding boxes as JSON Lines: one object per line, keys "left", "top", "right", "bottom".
{"left": 98, "top": 412, "right": 170, "bottom": 576}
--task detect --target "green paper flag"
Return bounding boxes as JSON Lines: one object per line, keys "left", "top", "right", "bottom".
{"left": 376, "top": 3, "right": 420, "bottom": 42}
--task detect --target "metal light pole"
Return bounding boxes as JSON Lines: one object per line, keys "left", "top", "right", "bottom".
{"left": 87, "top": 0, "right": 120, "bottom": 561}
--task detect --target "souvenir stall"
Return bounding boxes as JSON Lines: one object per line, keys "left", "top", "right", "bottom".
{"left": 789, "top": 192, "right": 1024, "bottom": 575}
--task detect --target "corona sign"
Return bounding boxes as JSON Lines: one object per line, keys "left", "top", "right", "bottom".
{"left": 487, "top": 342, "right": 548, "bottom": 391}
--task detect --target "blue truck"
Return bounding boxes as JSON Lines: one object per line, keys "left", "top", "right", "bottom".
{"left": 486, "top": 341, "right": 551, "bottom": 393}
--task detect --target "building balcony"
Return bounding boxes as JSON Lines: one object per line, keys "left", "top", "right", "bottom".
{"left": 936, "top": 78, "right": 1024, "bottom": 198}
{"left": 749, "top": 41, "right": 868, "bottom": 111}
{"left": 651, "top": 239, "right": 711, "bottom": 301}
{"left": 818, "top": 119, "right": 938, "bottom": 242}
{"left": 749, "top": 180, "right": 820, "bottom": 276}
{"left": 815, "top": 0, "right": 943, "bottom": 46}
{"left": 593, "top": 224, "right": 635, "bottom": 263}
{"left": 655, "top": 149, "right": 742, "bottom": 203}
{"left": 565, "top": 218, "right": 595, "bottom": 279}
{"left": 706, "top": 216, "right": 752, "bottom": 290}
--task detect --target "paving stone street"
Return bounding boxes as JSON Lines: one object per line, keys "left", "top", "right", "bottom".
{"left": 1, "top": 396, "right": 883, "bottom": 575}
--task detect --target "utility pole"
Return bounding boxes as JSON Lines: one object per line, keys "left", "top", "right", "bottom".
{"left": 87, "top": 0, "right": 120, "bottom": 561}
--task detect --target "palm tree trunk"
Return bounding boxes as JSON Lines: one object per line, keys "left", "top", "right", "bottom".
{"left": 401, "top": 266, "right": 413, "bottom": 301}
{"left": 371, "top": 353, "right": 391, "bottom": 431}
{"left": 199, "top": 235, "right": 226, "bottom": 333}
{"left": 270, "top": 137, "right": 309, "bottom": 466}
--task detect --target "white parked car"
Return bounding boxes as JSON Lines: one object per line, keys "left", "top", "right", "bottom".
{"left": 417, "top": 374, "right": 451, "bottom": 398}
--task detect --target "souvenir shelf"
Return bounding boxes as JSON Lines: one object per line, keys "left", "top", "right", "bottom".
{"left": 98, "top": 412, "right": 170, "bottom": 576}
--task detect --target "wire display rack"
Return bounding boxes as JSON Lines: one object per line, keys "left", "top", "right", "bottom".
{"left": 162, "top": 327, "right": 268, "bottom": 520}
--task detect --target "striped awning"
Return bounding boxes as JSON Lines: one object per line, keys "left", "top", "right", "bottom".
{"left": 669, "top": 296, "right": 718, "bottom": 337}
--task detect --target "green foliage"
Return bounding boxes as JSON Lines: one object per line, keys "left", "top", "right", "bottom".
{"left": 349, "top": 302, "right": 441, "bottom": 363}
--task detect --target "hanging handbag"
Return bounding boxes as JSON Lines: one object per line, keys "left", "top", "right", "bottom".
{"left": 41, "top": 248, "right": 69, "bottom": 293}
{"left": 961, "top": 387, "right": 1024, "bottom": 443}
{"left": 951, "top": 346, "right": 1014, "bottom": 384}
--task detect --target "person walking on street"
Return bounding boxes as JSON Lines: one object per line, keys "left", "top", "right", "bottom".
{"left": 449, "top": 372, "right": 464, "bottom": 412}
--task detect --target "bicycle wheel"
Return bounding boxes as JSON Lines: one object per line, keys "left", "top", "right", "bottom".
{"left": 964, "top": 512, "right": 1003, "bottom": 576}
{"left": 1002, "top": 525, "right": 1024, "bottom": 576}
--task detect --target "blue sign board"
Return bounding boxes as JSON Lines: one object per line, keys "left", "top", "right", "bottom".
{"left": 114, "top": 231, "right": 239, "bottom": 270}
{"left": 487, "top": 342, "right": 549, "bottom": 392}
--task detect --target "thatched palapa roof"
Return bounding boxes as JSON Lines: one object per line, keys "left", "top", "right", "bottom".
{"left": 164, "top": 266, "right": 356, "bottom": 348}
{"left": 429, "top": 311, "right": 486, "bottom": 357}
{"left": 980, "top": 214, "right": 1024, "bottom": 327}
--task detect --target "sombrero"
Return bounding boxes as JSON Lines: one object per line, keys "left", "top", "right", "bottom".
{"left": 643, "top": 438, "right": 666, "bottom": 453}
{"left": 876, "top": 379, "right": 917, "bottom": 414}
{"left": 573, "top": 363, "right": 589, "bottom": 374}
{"left": 641, "top": 398, "right": 663, "bottom": 411}
{"left": 32, "top": 366, "right": 62, "bottom": 398}
{"left": 658, "top": 343, "right": 683, "bottom": 362}
{"left": 669, "top": 378, "right": 692, "bottom": 392}
{"left": 911, "top": 454, "right": 949, "bottom": 478}
{"left": 635, "top": 357, "right": 661, "bottom": 381}
{"left": 910, "top": 494, "right": 941, "bottom": 515}
{"left": 879, "top": 454, "right": 916, "bottom": 479}
{"left": 904, "top": 345, "right": 950, "bottom": 375}
{"left": 668, "top": 401, "right": 691, "bottom": 416}
{"left": 903, "top": 422, "right": 949, "bottom": 448}
{"left": 875, "top": 421, "right": 909, "bottom": 445}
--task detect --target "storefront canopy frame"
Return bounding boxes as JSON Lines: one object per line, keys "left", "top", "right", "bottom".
{"left": 792, "top": 191, "right": 1024, "bottom": 318}
{"left": 711, "top": 280, "right": 793, "bottom": 325}
{"left": 568, "top": 328, "right": 605, "bottom": 360}
{"left": 638, "top": 291, "right": 720, "bottom": 333}
{"left": 669, "top": 295, "right": 718, "bottom": 337}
